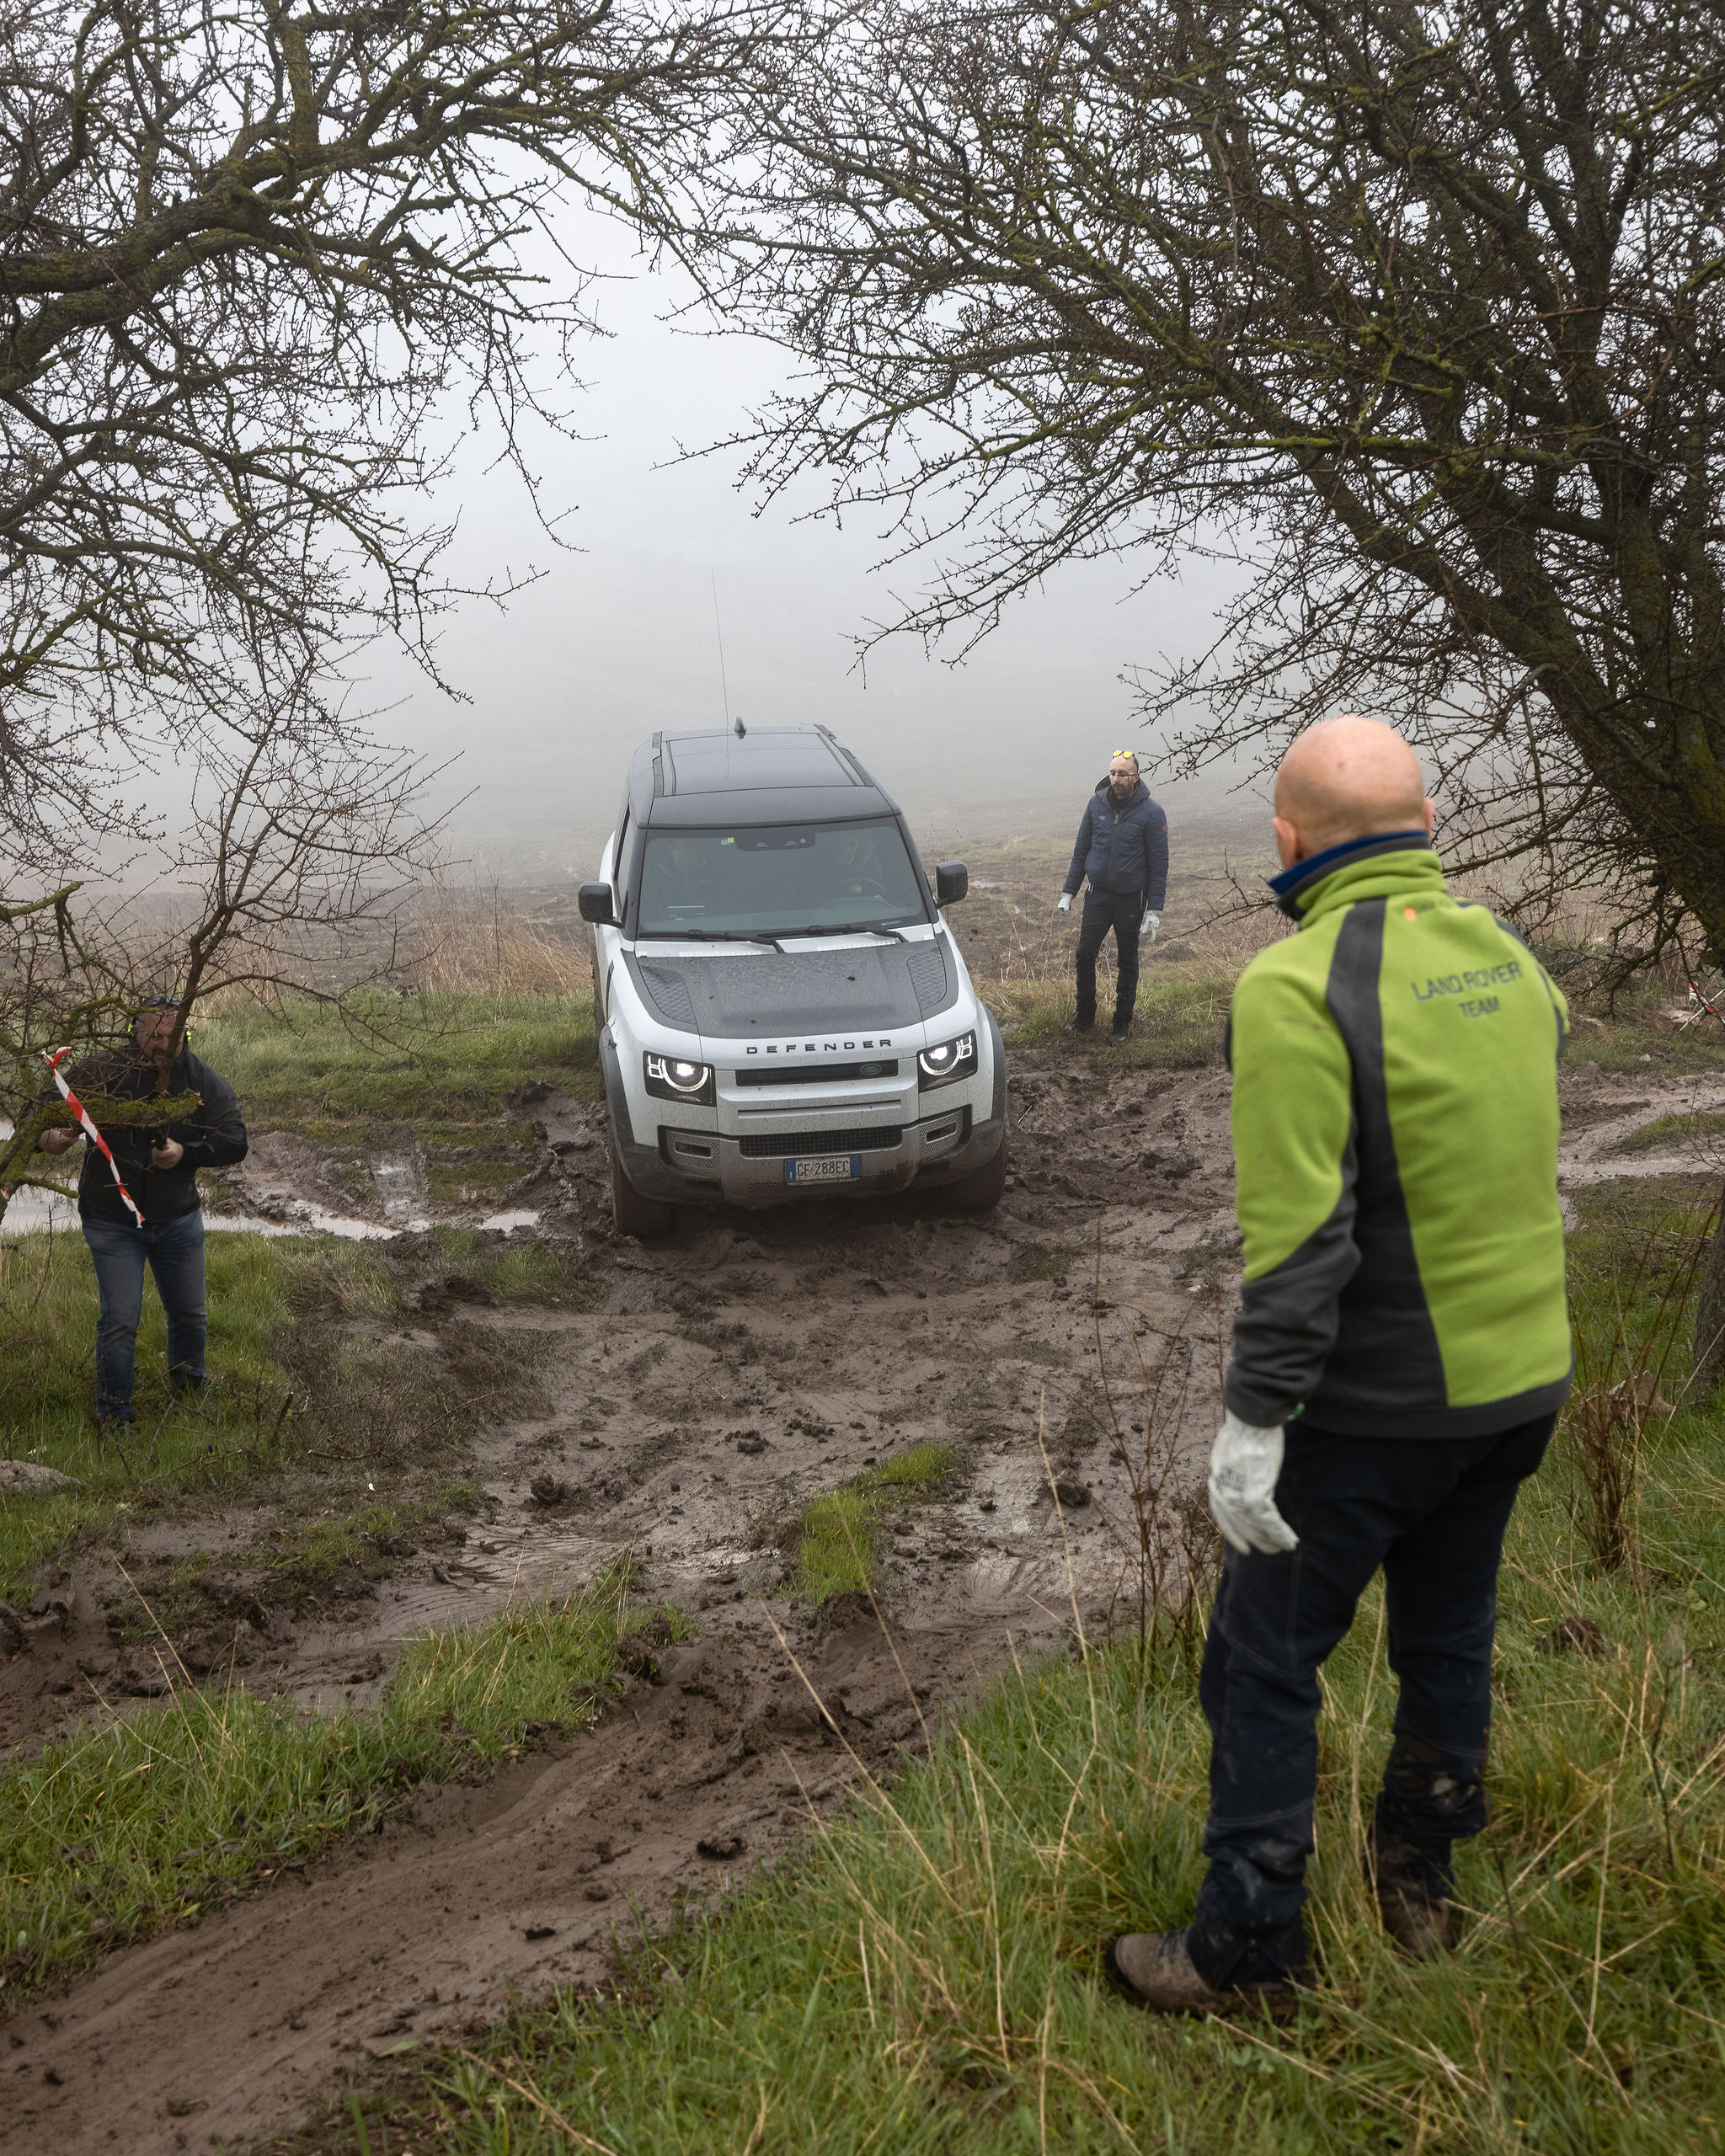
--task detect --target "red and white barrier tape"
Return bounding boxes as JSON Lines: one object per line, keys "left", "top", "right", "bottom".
{"left": 43, "top": 1046, "right": 145, "bottom": 1225}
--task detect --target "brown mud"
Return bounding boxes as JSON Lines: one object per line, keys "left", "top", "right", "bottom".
{"left": 1, "top": 1028, "right": 1720, "bottom": 2152}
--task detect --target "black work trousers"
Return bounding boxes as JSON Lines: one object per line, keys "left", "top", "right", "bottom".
{"left": 1186, "top": 1412, "right": 1554, "bottom": 1990}
{"left": 1074, "top": 887, "right": 1145, "bottom": 1024}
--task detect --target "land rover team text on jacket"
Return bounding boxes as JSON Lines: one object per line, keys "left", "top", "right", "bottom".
{"left": 1224, "top": 836, "right": 1572, "bottom": 1438}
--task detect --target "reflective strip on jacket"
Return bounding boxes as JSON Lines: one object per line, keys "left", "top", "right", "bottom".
{"left": 1225, "top": 840, "right": 1571, "bottom": 1438}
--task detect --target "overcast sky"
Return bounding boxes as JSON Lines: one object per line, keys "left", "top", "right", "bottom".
{"left": 361, "top": 212, "right": 1265, "bottom": 878}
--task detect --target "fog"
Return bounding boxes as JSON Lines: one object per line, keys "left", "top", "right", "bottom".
{"left": 359, "top": 216, "right": 1268, "bottom": 879}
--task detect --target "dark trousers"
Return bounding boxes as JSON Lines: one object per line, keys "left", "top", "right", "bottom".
{"left": 1075, "top": 887, "right": 1145, "bottom": 1023}
{"left": 1187, "top": 1412, "right": 1554, "bottom": 1989}
{"left": 82, "top": 1210, "right": 207, "bottom": 1419}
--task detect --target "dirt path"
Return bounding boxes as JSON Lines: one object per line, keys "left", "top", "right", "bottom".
{"left": 1, "top": 1043, "right": 1716, "bottom": 2152}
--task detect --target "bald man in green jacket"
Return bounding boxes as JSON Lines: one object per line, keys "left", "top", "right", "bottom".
{"left": 1106, "top": 715, "right": 1571, "bottom": 2019}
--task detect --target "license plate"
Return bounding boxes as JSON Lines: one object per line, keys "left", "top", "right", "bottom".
{"left": 784, "top": 1154, "right": 862, "bottom": 1185}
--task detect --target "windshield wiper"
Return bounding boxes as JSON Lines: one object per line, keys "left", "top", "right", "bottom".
{"left": 642, "top": 928, "right": 782, "bottom": 947}
{"left": 770, "top": 923, "right": 911, "bottom": 943}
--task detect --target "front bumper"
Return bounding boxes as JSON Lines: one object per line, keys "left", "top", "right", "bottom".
{"left": 601, "top": 1016, "right": 1006, "bottom": 1211}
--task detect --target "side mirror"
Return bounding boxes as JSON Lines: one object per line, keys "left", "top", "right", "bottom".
{"left": 935, "top": 861, "right": 969, "bottom": 906}
{"left": 577, "top": 881, "right": 618, "bottom": 926}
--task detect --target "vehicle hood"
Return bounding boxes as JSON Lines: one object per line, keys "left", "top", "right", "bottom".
{"left": 625, "top": 935, "right": 959, "bottom": 1044}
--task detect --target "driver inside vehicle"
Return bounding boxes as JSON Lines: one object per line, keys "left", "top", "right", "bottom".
{"left": 656, "top": 835, "right": 719, "bottom": 918}
{"left": 817, "top": 829, "right": 887, "bottom": 903}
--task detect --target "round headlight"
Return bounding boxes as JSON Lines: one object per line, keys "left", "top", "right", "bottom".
{"left": 665, "top": 1060, "right": 708, "bottom": 1093}
{"left": 917, "top": 1032, "right": 975, "bottom": 1081}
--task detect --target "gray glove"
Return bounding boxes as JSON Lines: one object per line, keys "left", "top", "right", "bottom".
{"left": 1056, "top": 892, "right": 1073, "bottom": 914}
{"left": 1207, "top": 1411, "right": 1299, "bottom": 1555}
{"left": 1143, "top": 909, "right": 1160, "bottom": 942}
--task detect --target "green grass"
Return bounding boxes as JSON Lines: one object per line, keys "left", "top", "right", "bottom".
{"left": 0, "top": 1577, "right": 685, "bottom": 1997}
{"left": 0, "top": 1224, "right": 581, "bottom": 1600}
{"left": 983, "top": 971, "right": 1232, "bottom": 1066}
{"left": 419, "top": 1225, "right": 588, "bottom": 1309}
{"left": 319, "top": 1182, "right": 1725, "bottom": 2156}
{"left": 794, "top": 1443, "right": 961, "bottom": 1602}
{"left": 0, "top": 1229, "right": 328, "bottom": 1598}
{"left": 1616, "top": 1110, "right": 1725, "bottom": 1156}
{"left": 193, "top": 991, "right": 598, "bottom": 1130}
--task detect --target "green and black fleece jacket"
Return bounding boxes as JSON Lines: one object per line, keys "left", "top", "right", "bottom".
{"left": 1225, "top": 836, "right": 1571, "bottom": 1438}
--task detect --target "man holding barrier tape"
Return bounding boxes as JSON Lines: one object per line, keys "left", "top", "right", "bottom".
{"left": 37, "top": 999, "right": 248, "bottom": 1428}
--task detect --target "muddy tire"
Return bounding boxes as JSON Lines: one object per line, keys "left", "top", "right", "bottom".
{"left": 942, "top": 1133, "right": 1007, "bottom": 1213}
{"left": 611, "top": 1145, "right": 674, "bottom": 1240}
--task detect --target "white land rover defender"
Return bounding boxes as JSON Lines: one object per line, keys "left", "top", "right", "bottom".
{"left": 579, "top": 724, "right": 1008, "bottom": 1239}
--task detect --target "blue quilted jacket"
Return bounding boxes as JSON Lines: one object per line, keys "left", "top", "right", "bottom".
{"left": 1063, "top": 779, "right": 1169, "bottom": 905}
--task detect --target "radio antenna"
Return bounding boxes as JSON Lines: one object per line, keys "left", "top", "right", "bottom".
{"left": 710, "top": 570, "right": 732, "bottom": 730}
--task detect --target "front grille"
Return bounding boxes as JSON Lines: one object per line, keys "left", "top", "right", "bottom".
{"left": 735, "top": 1059, "right": 899, "bottom": 1087}
{"left": 739, "top": 1126, "right": 903, "bottom": 1158}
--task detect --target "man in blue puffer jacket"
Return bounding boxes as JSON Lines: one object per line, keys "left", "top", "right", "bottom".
{"left": 1059, "top": 751, "right": 1170, "bottom": 1038}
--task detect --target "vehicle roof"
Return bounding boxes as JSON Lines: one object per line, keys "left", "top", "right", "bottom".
{"left": 628, "top": 726, "right": 900, "bottom": 828}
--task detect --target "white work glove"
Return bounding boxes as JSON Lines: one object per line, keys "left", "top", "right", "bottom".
{"left": 1207, "top": 1411, "right": 1299, "bottom": 1556}
{"left": 1143, "top": 910, "right": 1160, "bottom": 942}
{"left": 1056, "top": 892, "right": 1073, "bottom": 914}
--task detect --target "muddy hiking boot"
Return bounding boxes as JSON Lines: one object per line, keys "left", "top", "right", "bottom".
{"left": 1103, "top": 1930, "right": 1300, "bottom": 2022}
{"left": 1110, "top": 1015, "right": 1133, "bottom": 1041}
{"left": 1064, "top": 1017, "right": 1095, "bottom": 1034}
{"left": 1367, "top": 1833, "right": 1457, "bottom": 1960}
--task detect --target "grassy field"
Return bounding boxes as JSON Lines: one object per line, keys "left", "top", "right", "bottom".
{"left": 0, "top": 1575, "right": 684, "bottom": 1996}
{"left": 194, "top": 990, "right": 598, "bottom": 1133}
{"left": 308, "top": 1177, "right": 1725, "bottom": 2156}
{"left": 0, "top": 1223, "right": 579, "bottom": 1604}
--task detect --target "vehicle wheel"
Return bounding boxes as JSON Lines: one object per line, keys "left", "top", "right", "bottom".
{"left": 943, "top": 1133, "right": 1007, "bottom": 1213}
{"left": 611, "top": 1144, "right": 675, "bottom": 1240}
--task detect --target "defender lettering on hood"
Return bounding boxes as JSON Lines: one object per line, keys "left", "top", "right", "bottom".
{"left": 746, "top": 1039, "right": 893, "bottom": 1054}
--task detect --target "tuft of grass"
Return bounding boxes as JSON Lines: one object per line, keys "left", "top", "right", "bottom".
{"left": 193, "top": 990, "right": 598, "bottom": 1130}
{"left": 324, "top": 1176, "right": 1725, "bottom": 2156}
{"left": 794, "top": 1442, "right": 960, "bottom": 1602}
{"left": 0, "top": 1576, "right": 686, "bottom": 1996}
{"left": 1616, "top": 1109, "right": 1725, "bottom": 1156}
{"left": 424, "top": 1225, "right": 587, "bottom": 1309}
{"left": 983, "top": 969, "right": 1234, "bottom": 1066}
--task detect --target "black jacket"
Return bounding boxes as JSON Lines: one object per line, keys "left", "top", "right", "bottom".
{"left": 1063, "top": 778, "right": 1169, "bottom": 906}
{"left": 72, "top": 1047, "right": 248, "bottom": 1226}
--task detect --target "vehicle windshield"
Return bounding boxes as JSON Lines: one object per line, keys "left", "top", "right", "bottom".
{"left": 635, "top": 818, "right": 929, "bottom": 937}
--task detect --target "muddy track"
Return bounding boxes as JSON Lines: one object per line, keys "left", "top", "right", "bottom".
{"left": 1, "top": 1046, "right": 1717, "bottom": 2153}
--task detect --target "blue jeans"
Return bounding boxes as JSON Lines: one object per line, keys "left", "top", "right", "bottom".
{"left": 1186, "top": 1412, "right": 1555, "bottom": 1988}
{"left": 82, "top": 1211, "right": 207, "bottom": 1419}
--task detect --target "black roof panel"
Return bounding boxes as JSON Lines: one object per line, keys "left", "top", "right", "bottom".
{"left": 629, "top": 727, "right": 900, "bottom": 826}
{"left": 646, "top": 784, "right": 895, "bottom": 828}
{"left": 662, "top": 728, "right": 856, "bottom": 795}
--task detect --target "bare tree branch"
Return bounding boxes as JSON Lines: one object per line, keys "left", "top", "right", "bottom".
{"left": 0, "top": 0, "right": 780, "bottom": 866}
{"left": 693, "top": 0, "right": 1725, "bottom": 955}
